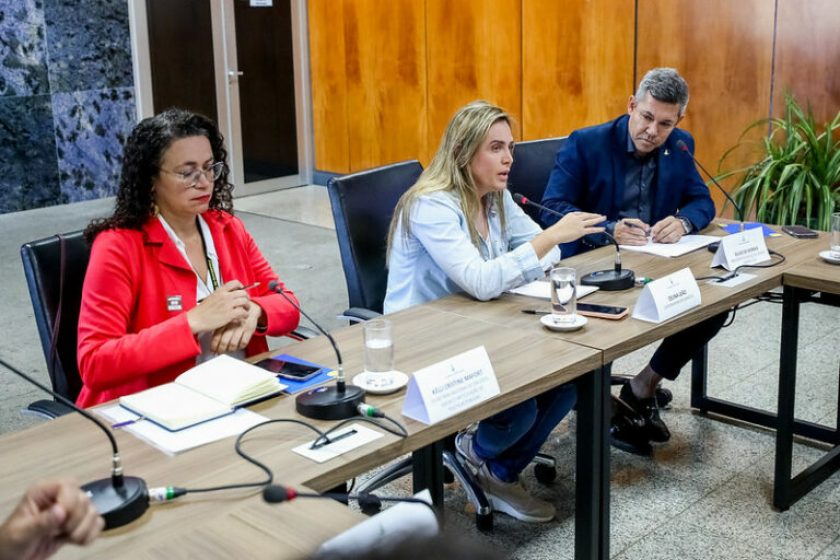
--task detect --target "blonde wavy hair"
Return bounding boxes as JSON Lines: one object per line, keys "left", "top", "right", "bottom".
{"left": 387, "top": 100, "right": 513, "bottom": 255}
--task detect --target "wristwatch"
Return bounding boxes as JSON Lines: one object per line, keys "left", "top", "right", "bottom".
{"left": 678, "top": 217, "right": 692, "bottom": 234}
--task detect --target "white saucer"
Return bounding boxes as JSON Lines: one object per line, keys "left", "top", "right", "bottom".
{"left": 539, "top": 313, "right": 588, "bottom": 332}
{"left": 819, "top": 250, "right": 840, "bottom": 265}
{"left": 352, "top": 371, "right": 409, "bottom": 395}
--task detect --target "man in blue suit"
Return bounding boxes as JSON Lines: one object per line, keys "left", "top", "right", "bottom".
{"left": 541, "top": 68, "right": 727, "bottom": 452}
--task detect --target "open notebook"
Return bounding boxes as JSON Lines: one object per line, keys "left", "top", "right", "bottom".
{"left": 118, "top": 355, "right": 286, "bottom": 431}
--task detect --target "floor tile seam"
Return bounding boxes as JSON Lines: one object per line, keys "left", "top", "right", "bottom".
{"left": 237, "top": 209, "right": 336, "bottom": 233}
{"left": 745, "top": 441, "right": 840, "bottom": 489}
{"left": 812, "top": 535, "right": 840, "bottom": 560}
{"left": 607, "top": 504, "right": 676, "bottom": 558}
{"left": 796, "top": 330, "right": 839, "bottom": 355}
{"left": 667, "top": 486, "right": 812, "bottom": 560}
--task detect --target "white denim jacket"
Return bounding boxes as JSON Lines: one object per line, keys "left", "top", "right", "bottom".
{"left": 384, "top": 189, "right": 562, "bottom": 313}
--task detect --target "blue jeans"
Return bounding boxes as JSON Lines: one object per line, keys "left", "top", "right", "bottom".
{"left": 472, "top": 384, "right": 577, "bottom": 482}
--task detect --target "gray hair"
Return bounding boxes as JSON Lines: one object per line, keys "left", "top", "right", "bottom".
{"left": 635, "top": 68, "right": 689, "bottom": 115}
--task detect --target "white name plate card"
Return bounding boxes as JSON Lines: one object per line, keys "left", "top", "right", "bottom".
{"left": 631, "top": 267, "right": 701, "bottom": 324}
{"left": 711, "top": 227, "right": 770, "bottom": 271}
{"left": 402, "top": 346, "right": 500, "bottom": 425}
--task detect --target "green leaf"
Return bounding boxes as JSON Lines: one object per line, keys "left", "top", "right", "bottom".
{"left": 718, "top": 92, "right": 840, "bottom": 228}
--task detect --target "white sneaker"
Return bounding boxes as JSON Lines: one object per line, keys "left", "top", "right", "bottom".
{"left": 455, "top": 431, "right": 483, "bottom": 470}
{"left": 456, "top": 430, "right": 555, "bottom": 523}
{"left": 476, "top": 464, "right": 555, "bottom": 523}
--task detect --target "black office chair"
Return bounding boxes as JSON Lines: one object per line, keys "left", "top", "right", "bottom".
{"left": 329, "top": 160, "right": 424, "bottom": 322}
{"left": 328, "top": 161, "right": 557, "bottom": 531}
{"left": 20, "top": 231, "right": 315, "bottom": 420}
{"left": 20, "top": 231, "right": 89, "bottom": 418}
{"left": 508, "top": 136, "right": 568, "bottom": 223}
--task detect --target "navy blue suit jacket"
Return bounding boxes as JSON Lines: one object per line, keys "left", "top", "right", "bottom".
{"left": 540, "top": 114, "right": 715, "bottom": 257}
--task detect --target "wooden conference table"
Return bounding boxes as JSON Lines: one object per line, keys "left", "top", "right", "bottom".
{"left": 774, "top": 237, "right": 840, "bottom": 509}
{"left": 429, "top": 227, "right": 838, "bottom": 557}
{"left": 0, "top": 305, "right": 601, "bottom": 559}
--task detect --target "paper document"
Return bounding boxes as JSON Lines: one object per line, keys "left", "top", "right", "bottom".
{"left": 620, "top": 234, "right": 719, "bottom": 258}
{"left": 96, "top": 404, "right": 268, "bottom": 455}
{"left": 509, "top": 280, "right": 598, "bottom": 300}
{"left": 292, "top": 423, "right": 384, "bottom": 463}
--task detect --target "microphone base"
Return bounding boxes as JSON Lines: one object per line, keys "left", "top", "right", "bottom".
{"left": 296, "top": 384, "right": 365, "bottom": 420}
{"left": 83, "top": 476, "right": 148, "bottom": 530}
{"left": 581, "top": 269, "right": 635, "bottom": 291}
{"left": 707, "top": 241, "right": 720, "bottom": 253}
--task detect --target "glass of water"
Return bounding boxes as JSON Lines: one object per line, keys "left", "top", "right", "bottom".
{"left": 550, "top": 267, "right": 577, "bottom": 324}
{"left": 831, "top": 212, "right": 840, "bottom": 259}
{"left": 363, "top": 318, "right": 395, "bottom": 388}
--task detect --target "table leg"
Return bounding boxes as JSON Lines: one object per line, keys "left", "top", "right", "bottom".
{"left": 690, "top": 343, "right": 709, "bottom": 410}
{"left": 774, "top": 285, "right": 800, "bottom": 509}
{"left": 576, "top": 365, "right": 609, "bottom": 560}
{"left": 412, "top": 440, "right": 445, "bottom": 511}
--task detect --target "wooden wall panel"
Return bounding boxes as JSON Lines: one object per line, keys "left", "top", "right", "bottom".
{"left": 425, "top": 0, "right": 522, "bottom": 163}
{"left": 774, "top": 0, "right": 840, "bottom": 124}
{"left": 636, "top": 0, "right": 775, "bottom": 214}
{"left": 308, "top": 0, "right": 350, "bottom": 173}
{"left": 344, "top": 0, "right": 427, "bottom": 172}
{"left": 307, "top": 0, "right": 837, "bottom": 183}
{"left": 522, "top": 0, "right": 635, "bottom": 140}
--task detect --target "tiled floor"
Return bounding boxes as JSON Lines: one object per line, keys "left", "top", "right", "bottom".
{"left": 1, "top": 185, "right": 839, "bottom": 559}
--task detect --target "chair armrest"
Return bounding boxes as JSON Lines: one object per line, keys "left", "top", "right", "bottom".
{"left": 23, "top": 399, "right": 75, "bottom": 420}
{"left": 286, "top": 326, "right": 319, "bottom": 340}
{"left": 338, "top": 307, "right": 381, "bottom": 323}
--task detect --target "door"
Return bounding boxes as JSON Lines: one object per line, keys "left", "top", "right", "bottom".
{"left": 130, "top": 0, "right": 312, "bottom": 196}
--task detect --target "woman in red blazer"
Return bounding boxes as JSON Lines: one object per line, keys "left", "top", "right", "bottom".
{"left": 76, "top": 109, "right": 300, "bottom": 407}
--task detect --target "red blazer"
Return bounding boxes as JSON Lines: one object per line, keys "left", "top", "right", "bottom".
{"left": 76, "top": 210, "right": 300, "bottom": 407}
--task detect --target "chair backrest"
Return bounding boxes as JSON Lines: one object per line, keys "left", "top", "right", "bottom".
{"left": 20, "top": 231, "right": 90, "bottom": 402}
{"left": 508, "top": 136, "right": 568, "bottom": 224}
{"left": 328, "top": 160, "right": 424, "bottom": 314}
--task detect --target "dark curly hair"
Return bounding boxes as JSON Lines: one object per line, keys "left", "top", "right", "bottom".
{"left": 84, "top": 108, "right": 234, "bottom": 242}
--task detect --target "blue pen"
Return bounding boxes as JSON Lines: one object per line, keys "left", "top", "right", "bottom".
{"left": 112, "top": 415, "right": 145, "bottom": 429}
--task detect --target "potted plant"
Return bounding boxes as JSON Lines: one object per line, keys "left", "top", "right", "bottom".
{"left": 716, "top": 94, "right": 840, "bottom": 230}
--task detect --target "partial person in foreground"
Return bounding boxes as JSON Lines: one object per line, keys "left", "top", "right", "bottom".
{"left": 540, "top": 67, "right": 728, "bottom": 453}
{"left": 77, "top": 108, "right": 300, "bottom": 407}
{"left": 0, "top": 479, "right": 103, "bottom": 560}
{"left": 385, "top": 100, "right": 605, "bottom": 522}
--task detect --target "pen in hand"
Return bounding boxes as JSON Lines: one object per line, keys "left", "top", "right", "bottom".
{"left": 623, "top": 220, "right": 650, "bottom": 236}
{"left": 197, "top": 281, "right": 260, "bottom": 304}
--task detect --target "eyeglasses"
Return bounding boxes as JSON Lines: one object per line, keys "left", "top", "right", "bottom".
{"left": 159, "top": 161, "right": 225, "bottom": 188}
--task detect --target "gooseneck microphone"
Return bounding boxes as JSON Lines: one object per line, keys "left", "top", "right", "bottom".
{"left": 262, "top": 484, "right": 436, "bottom": 514}
{"left": 513, "top": 193, "right": 635, "bottom": 291}
{"left": 267, "top": 280, "right": 365, "bottom": 420}
{"left": 675, "top": 140, "right": 744, "bottom": 222}
{"left": 0, "top": 357, "right": 148, "bottom": 529}
{"left": 675, "top": 139, "right": 746, "bottom": 252}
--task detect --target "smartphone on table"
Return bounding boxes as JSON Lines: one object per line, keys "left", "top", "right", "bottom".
{"left": 781, "top": 225, "right": 818, "bottom": 239}
{"left": 255, "top": 357, "right": 322, "bottom": 381}
{"left": 576, "top": 302, "right": 629, "bottom": 320}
